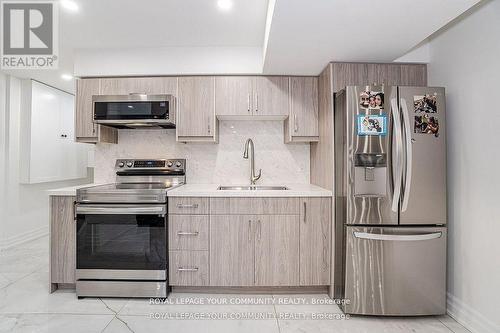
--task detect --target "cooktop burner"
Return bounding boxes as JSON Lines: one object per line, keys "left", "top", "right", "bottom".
{"left": 77, "top": 159, "right": 186, "bottom": 204}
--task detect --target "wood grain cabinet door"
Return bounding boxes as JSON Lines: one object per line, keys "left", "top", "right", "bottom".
{"left": 299, "top": 197, "right": 331, "bottom": 285}
{"left": 209, "top": 215, "right": 255, "bottom": 286}
{"left": 254, "top": 215, "right": 300, "bottom": 286}
{"left": 288, "top": 76, "right": 319, "bottom": 141}
{"left": 50, "top": 196, "right": 76, "bottom": 284}
{"left": 215, "top": 76, "right": 253, "bottom": 117}
{"left": 100, "top": 77, "right": 177, "bottom": 95}
{"left": 177, "top": 76, "right": 216, "bottom": 141}
{"left": 75, "top": 79, "right": 99, "bottom": 141}
{"left": 253, "top": 76, "right": 289, "bottom": 116}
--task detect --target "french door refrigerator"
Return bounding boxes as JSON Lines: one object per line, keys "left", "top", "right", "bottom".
{"left": 333, "top": 85, "right": 447, "bottom": 316}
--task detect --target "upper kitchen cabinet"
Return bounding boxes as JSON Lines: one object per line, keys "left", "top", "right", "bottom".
{"left": 253, "top": 76, "right": 289, "bottom": 118}
{"left": 75, "top": 79, "right": 117, "bottom": 144}
{"left": 285, "top": 76, "right": 319, "bottom": 143}
{"left": 216, "top": 76, "right": 289, "bottom": 119}
{"left": 177, "top": 76, "right": 218, "bottom": 143}
{"left": 215, "top": 77, "right": 253, "bottom": 117}
{"left": 99, "top": 77, "right": 178, "bottom": 95}
{"left": 400, "top": 64, "right": 427, "bottom": 86}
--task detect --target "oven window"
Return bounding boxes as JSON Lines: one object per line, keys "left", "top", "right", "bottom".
{"left": 77, "top": 214, "right": 166, "bottom": 270}
{"left": 94, "top": 101, "right": 168, "bottom": 120}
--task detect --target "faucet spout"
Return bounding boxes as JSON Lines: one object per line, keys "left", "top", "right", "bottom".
{"left": 243, "top": 138, "right": 261, "bottom": 185}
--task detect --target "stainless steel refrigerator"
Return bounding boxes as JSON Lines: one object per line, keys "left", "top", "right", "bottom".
{"left": 333, "top": 85, "right": 447, "bottom": 316}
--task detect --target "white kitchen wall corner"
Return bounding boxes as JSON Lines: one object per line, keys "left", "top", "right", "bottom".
{"left": 19, "top": 80, "right": 90, "bottom": 184}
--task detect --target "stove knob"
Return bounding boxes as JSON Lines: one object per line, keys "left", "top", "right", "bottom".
{"left": 167, "top": 161, "right": 173, "bottom": 167}
{"left": 118, "top": 162, "right": 125, "bottom": 168}
{"left": 126, "top": 162, "right": 133, "bottom": 168}
{"left": 175, "top": 161, "right": 182, "bottom": 168}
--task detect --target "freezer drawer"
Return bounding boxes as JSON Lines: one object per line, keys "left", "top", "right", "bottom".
{"left": 344, "top": 226, "right": 446, "bottom": 316}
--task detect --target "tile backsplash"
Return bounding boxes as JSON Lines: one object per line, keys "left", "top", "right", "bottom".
{"left": 94, "top": 121, "right": 310, "bottom": 184}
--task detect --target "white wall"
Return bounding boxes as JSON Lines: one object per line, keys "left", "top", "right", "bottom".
{"left": 0, "top": 75, "right": 93, "bottom": 250}
{"left": 94, "top": 121, "right": 310, "bottom": 185}
{"left": 427, "top": 1, "right": 500, "bottom": 332}
{"left": 74, "top": 47, "right": 263, "bottom": 77}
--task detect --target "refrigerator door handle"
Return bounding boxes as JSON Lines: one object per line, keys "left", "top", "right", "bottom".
{"left": 353, "top": 231, "right": 442, "bottom": 241}
{"left": 390, "top": 98, "right": 403, "bottom": 212}
{"left": 400, "top": 98, "right": 413, "bottom": 212}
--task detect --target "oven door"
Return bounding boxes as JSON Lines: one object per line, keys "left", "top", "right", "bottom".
{"left": 75, "top": 204, "right": 167, "bottom": 281}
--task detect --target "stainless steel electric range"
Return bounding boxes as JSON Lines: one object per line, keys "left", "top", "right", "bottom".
{"left": 75, "top": 159, "right": 186, "bottom": 298}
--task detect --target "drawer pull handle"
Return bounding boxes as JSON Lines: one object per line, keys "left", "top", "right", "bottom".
{"left": 177, "top": 231, "right": 199, "bottom": 236}
{"left": 176, "top": 204, "right": 199, "bottom": 209}
{"left": 178, "top": 267, "right": 199, "bottom": 272}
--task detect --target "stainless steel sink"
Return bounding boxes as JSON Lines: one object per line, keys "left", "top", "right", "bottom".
{"left": 218, "top": 185, "right": 289, "bottom": 191}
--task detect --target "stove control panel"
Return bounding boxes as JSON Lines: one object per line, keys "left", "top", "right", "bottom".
{"left": 115, "top": 159, "right": 185, "bottom": 171}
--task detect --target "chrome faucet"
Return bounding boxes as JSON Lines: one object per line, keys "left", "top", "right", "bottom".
{"left": 243, "top": 138, "right": 261, "bottom": 185}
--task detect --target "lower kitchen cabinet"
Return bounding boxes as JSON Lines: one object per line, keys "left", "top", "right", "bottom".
{"left": 169, "top": 251, "right": 209, "bottom": 286}
{"left": 254, "top": 215, "right": 299, "bottom": 286}
{"left": 210, "top": 214, "right": 301, "bottom": 287}
{"left": 210, "top": 215, "right": 255, "bottom": 286}
{"left": 49, "top": 196, "right": 76, "bottom": 291}
{"left": 299, "top": 197, "right": 331, "bottom": 285}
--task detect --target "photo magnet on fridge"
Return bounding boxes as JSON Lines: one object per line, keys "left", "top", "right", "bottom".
{"left": 414, "top": 94, "right": 438, "bottom": 113}
{"left": 414, "top": 115, "right": 439, "bottom": 137}
{"left": 359, "top": 91, "right": 384, "bottom": 110}
{"left": 357, "top": 114, "right": 387, "bottom": 136}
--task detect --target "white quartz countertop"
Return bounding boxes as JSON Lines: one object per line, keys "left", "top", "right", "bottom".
{"left": 167, "top": 184, "right": 332, "bottom": 197}
{"left": 46, "top": 183, "right": 103, "bottom": 196}
{"left": 46, "top": 183, "right": 332, "bottom": 197}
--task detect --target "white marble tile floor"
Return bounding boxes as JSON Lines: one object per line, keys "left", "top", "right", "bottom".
{"left": 0, "top": 236, "right": 470, "bottom": 333}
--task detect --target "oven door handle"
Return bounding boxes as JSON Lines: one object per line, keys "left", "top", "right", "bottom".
{"left": 75, "top": 204, "right": 166, "bottom": 215}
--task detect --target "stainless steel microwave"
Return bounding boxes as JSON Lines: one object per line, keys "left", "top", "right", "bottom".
{"left": 93, "top": 94, "right": 176, "bottom": 129}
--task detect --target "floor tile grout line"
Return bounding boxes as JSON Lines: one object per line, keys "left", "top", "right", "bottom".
{"left": 272, "top": 294, "right": 282, "bottom": 333}
{"left": 99, "top": 315, "right": 116, "bottom": 333}
{"left": 100, "top": 299, "right": 136, "bottom": 333}
{"left": 0, "top": 312, "right": 119, "bottom": 316}
{"left": 438, "top": 316, "right": 473, "bottom": 333}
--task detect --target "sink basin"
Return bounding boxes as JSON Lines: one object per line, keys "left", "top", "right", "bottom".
{"left": 218, "top": 185, "right": 289, "bottom": 191}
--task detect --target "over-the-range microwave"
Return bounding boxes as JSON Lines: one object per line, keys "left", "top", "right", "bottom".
{"left": 93, "top": 94, "right": 176, "bottom": 129}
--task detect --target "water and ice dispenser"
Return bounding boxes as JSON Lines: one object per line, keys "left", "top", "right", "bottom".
{"left": 354, "top": 153, "right": 387, "bottom": 196}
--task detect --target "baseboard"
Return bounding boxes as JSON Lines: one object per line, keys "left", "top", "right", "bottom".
{"left": 0, "top": 226, "right": 48, "bottom": 251}
{"left": 447, "top": 292, "right": 499, "bottom": 333}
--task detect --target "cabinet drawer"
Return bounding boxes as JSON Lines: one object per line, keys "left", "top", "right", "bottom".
{"left": 168, "top": 215, "right": 209, "bottom": 250}
{"left": 210, "top": 197, "right": 299, "bottom": 215}
{"left": 169, "top": 251, "right": 209, "bottom": 286}
{"left": 169, "top": 197, "right": 209, "bottom": 214}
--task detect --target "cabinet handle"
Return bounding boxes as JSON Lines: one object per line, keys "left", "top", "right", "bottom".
{"left": 255, "top": 94, "right": 258, "bottom": 112}
{"left": 303, "top": 202, "right": 307, "bottom": 224}
{"left": 177, "top": 231, "right": 199, "bottom": 236}
{"left": 258, "top": 219, "right": 261, "bottom": 240}
{"left": 178, "top": 267, "right": 199, "bottom": 272}
{"left": 248, "top": 220, "right": 252, "bottom": 242}
{"left": 208, "top": 116, "right": 211, "bottom": 134}
{"left": 247, "top": 94, "right": 251, "bottom": 113}
{"left": 176, "top": 204, "right": 199, "bottom": 209}
{"left": 129, "top": 92, "right": 147, "bottom": 95}
{"left": 294, "top": 114, "right": 298, "bottom": 133}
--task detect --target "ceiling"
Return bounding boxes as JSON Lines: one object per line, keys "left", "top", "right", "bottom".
{"left": 263, "top": 0, "right": 480, "bottom": 74}
{"left": 0, "top": 0, "right": 479, "bottom": 93}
